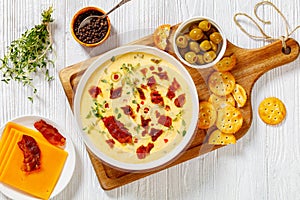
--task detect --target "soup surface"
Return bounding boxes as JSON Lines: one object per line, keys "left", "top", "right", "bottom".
{"left": 80, "top": 52, "right": 193, "bottom": 164}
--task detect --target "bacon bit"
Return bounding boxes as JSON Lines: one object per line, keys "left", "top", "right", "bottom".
{"left": 170, "top": 78, "right": 181, "bottom": 91}
{"left": 106, "top": 139, "right": 115, "bottom": 149}
{"left": 155, "top": 111, "right": 161, "bottom": 118}
{"left": 137, "top": 88, "right": 146, "bottom": 100}
{"left": 150, "top": 66, "right": 155, "bottom": 71}
{"left": 158, "top": 67, "right": 163, "bottom": 72}
{"left": 141, "top": 101, "right": 144, "bottom": 105}
{"left": 134, "top": 138, "right": 138, "bottom": 143}
{"left": 147, "top": 76, "right": 157, "bottom": 87}
{"left": 110, "top": 87, "right": 122, "bottom": 99}
{"left": 164, "top": 139, "right": 169, "bottom": 143}
{"left": 165, "top": 105, "right": 170, "bottom": 111}
{"left": 144, "top": 107, "right": 149, "bottom": 114}
{"left": 141, "top": 84, "right": 148, "bottom": 90}
{"left": 121, "top": 105, "right": 135, "bottom": 119}
{"left": 102, "top": 116, "right": 132, "bottom": 144}
{"left": 149, "top": 128, "right": 164, "bottom": 142}
{"left": 142, "top": 128, "right": 148, "bottom": 137}
{"left": 141, "top": 116, "right": 151, "bottom": 128}
{"left": 88, "top": 86, "right": 102, "bottom": 98}
{"left": 140, "top": 68, "right": 148, "bottom": 76}
{"left": 17, "top": 135, "right": 41, "bottom": 172}
{"left": 150, "top": 90, "right": 164, "bottom": 106}
{"left": 34, "top": 120, "right": 66, "bottom": 147}
{"left": 136, "top": 143, "right": 154, "bottom": 159}
{"left": 152, "top": 71, "right": 169, "bottom": 80}
{"left": 136, "top": 104, "right": 141, "bottom": 112}
{"left": 104, "top": 103, "right": 109, "bottom": 108}
{"left": 174, "top": 94, "right": 186, "bottom": 108}
{"left": 158, "top": 115, "right": 172, "bottom": 128}
{"left": 166, "top": 78, "right": 181, "bottom": 100}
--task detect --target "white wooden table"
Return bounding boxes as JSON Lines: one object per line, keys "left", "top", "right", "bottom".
{"left": 1, "top": 0, "right": 300, "bottom": 199}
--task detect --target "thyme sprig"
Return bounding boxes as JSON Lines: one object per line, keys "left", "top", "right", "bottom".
{"left": 0, "top": 7, "right": 54, "bottom": 102}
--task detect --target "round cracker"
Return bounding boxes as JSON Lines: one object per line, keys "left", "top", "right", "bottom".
{"left": 258, "top": 97, "right": 286, "bottom": 125}
{"left": 198, "top": 101, "right": 217, "bottom": 129}
{"left": 216, "top": 104, "right": 243, "bottom": 134}
{"left": 208, "top": 71, "right": 236, "bottom": 96}
{"left": 213, "top": 54, "right": 237, "bottom": 72}
{"left": 208, "top": 93, "right": 236, "bottom": 109}
{"left": 208, "top": 129, "right": 236, "bottom": 145}
{"left": 232, "top": 83, "right": 247, "bottom": 108}
{"left": 153, "top": 24, "right": 171, "bottom": 50}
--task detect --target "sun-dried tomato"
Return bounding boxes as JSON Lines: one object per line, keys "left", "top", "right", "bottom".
{"left": 150, "top": 90, "right": 164, "bottom": 106}
{"left": 106, "top": 139, "right": 115, "bottom": 149}
{"left": 17, "top": 135, "right": 41, "bottom": 172}
{"left": 136, "top": 143, "right": 154, "bottom": 159}
{"left": 137, "top": 88, "right": 146, "bottom": 100}
{"left": 34, "top": 120, "right": 66, "bottom": 147}
{"left": 102, "top": 116, "right": 132, "bottom": 144}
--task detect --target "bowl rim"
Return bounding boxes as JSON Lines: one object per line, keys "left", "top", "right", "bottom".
{"left": 73, "top": 45, "right": 199, "bottom": 171}
{"left": 70, "top": 6, "right": 111, "bottom": 47}
{"left": 173, "top": 16, "right": 227, "bottom": 69}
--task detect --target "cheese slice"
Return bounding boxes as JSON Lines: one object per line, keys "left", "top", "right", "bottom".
{"left": 0, "top": 122, "right": 68, "bottom": 200}
{"left": 0, "top": 124, "right": 15, "bottom": 162}
{"left": 0, "top": 130, "right": 21, "bottom": 177}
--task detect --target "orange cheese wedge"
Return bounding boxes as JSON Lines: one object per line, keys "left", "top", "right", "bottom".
{"left": 0, "top": 122, "right": 68, "bottom": 200}
{"left": 0, "top": 130, "right": 22, "bottom": 177}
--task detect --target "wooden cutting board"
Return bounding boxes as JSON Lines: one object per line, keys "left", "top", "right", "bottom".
{"left": 59, "top": 24, "right": 299, "bottom": 190}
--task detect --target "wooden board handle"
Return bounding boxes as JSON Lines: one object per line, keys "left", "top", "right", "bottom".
{"left": 226, "top": 38, "right": 299, "bottom": 92}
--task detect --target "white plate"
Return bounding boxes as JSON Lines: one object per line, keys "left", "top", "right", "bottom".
{"left": 73, "top": 45, "right": 199, "bottom": 171}
{"left": 0, "top": 115, "right": 76, "bottom": 200}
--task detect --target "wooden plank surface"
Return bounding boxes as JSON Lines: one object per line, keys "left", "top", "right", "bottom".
{"left": 1, "top": 0, "right": 300, "bottom": 199}
{"left": 59, "top": 22, "right": 299, "bottom": 189}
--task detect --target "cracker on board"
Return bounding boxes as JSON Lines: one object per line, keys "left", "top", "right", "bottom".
{"left": 208, "top": 71, "right": 236, "bottom": 96}
{"left": 232, "top": 83, "right": 247, "bottom": 108}
{"left": 153, "top": 24, "right": 171, "bottom": 50}
{"left": 258, "top": 97, "right": 286, "bottom": 125}
{"left": 208, "top": 129, "right": 236, "bottom": 145}
{"left": 208, "top": 93, "right": 236, "bottom": 109}
{"left": 198, "top": 101, "right": 217, "bottom": 129}
{"left": 216, "top": 104, "right": 243, "bottom": 134}
{"left": 213, "top": 54, "right": 237, "bottom": 72}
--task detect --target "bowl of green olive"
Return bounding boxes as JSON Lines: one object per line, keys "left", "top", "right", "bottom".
{"left": 173, "top": 16, "right": 226, "bottom": 69}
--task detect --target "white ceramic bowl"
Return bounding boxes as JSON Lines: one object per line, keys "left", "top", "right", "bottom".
{"left": 173, "top": 16, "right": 227, "bottom": 69}
{"left": 73, "top": 45, "right": 199, "bottom": 172}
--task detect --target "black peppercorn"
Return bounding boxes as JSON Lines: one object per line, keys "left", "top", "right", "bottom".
{"left": 73, "top": 9, "right": 109, "bottom": 44}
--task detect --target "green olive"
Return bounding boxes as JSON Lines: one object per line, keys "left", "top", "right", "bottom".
{"left": 189, "top": 41, "right": 201, "bottom": 53}
{"left": 210, "top": 41, "right": 218, "bottom": 52}
{"left": 199, "top": 40, "right": 211, "bottom": 51}
{"left": 196, "top": 54, "right": 205, "bottom": 65}
{"left": 189, "top": 28, "right": 204, "bottom": 40}
{"left": 198, "top": 20, "right": 211, "bottom": 32}
{"left": 184, "top": 51, "right": 197, "bottom": 64}
{"left": 176, "top": 35, "right": 188, "bottom": 48}
{"left": 210, "top": 32, "right": 223, "bottom": 44}
{"left": 203, "top": 51, "right": 217, "bottom": 63}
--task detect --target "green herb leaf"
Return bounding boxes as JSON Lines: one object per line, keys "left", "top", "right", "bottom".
{"left": 0, "top": 6, "right": 54, "bottom": 102}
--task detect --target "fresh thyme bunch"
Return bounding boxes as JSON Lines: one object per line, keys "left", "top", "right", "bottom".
{"left": 0, "top": 7, "right": 54, "bottom": 102}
